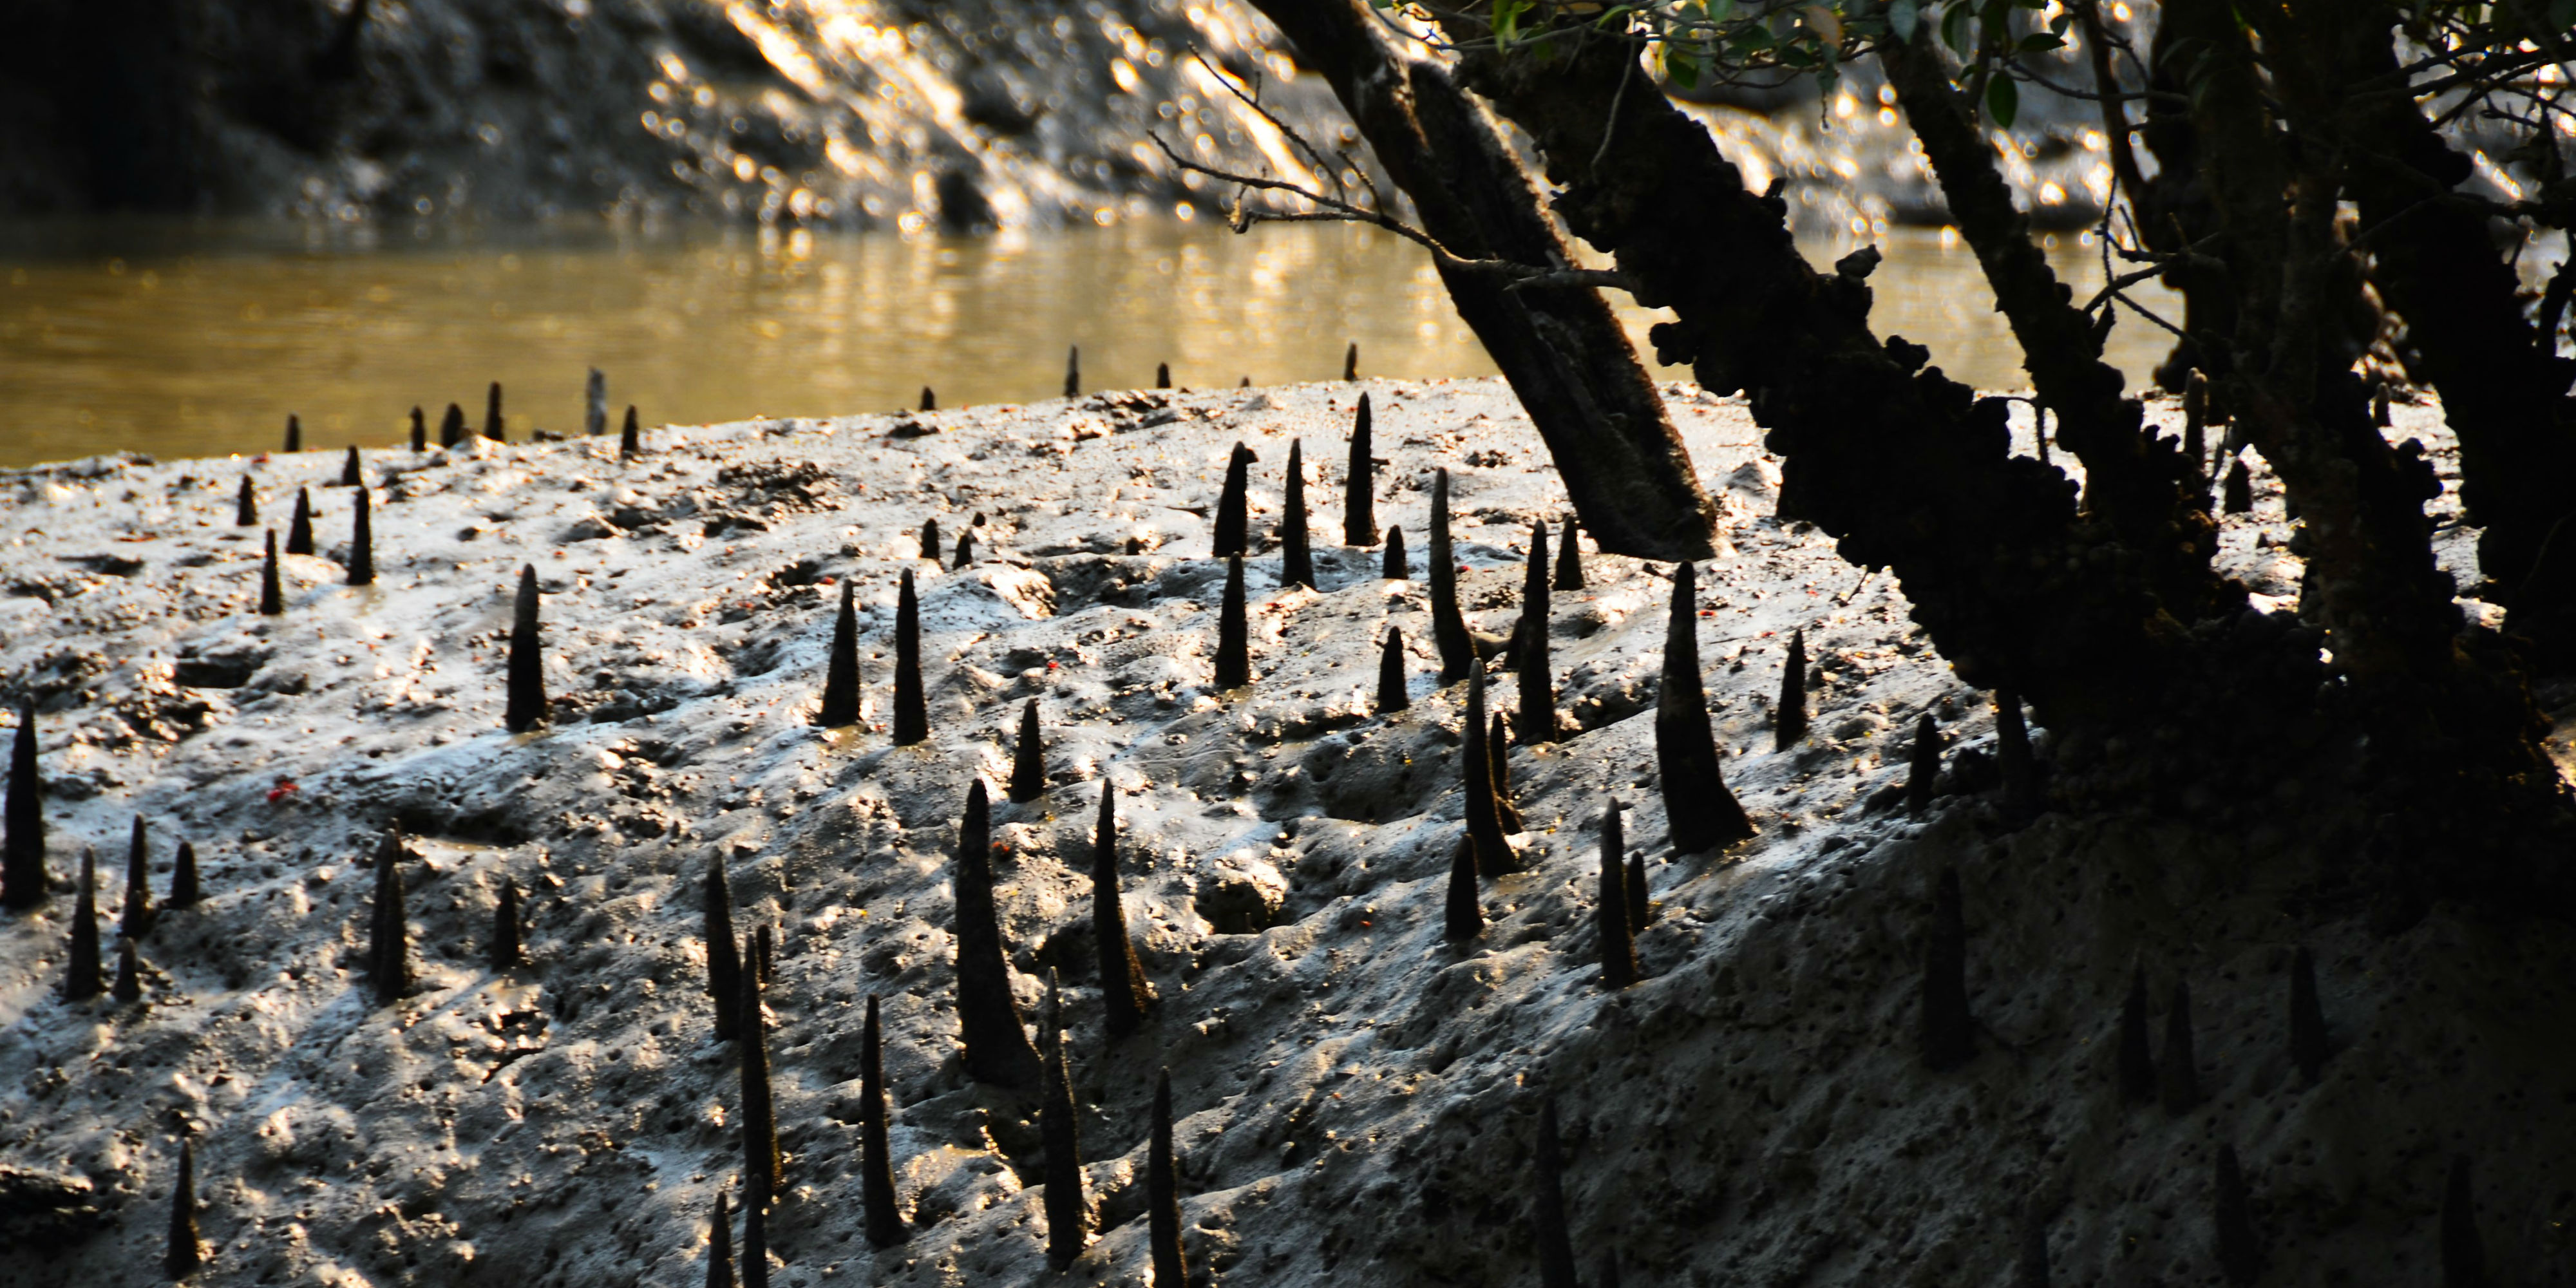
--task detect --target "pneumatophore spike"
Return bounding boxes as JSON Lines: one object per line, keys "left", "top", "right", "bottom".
{"left": 2161, "top": 978, "right": 2200, "bottom": 1112}
{"left": 2213, "top": 1144, "right": 2262, "bottom": 1285}
{"left": 1342, "top": 341, "right": 1359, "bottom": 382}
{"left": 283, "top": 414, "right": 302, "bottom": 453}
{"left": 1157, "top": 362, "right": 1172, "bottom": 390}
{"left": 819, "top": 582, "right": 860, "bottom": 728}
{"left": 165, "top": 1140, "right": 204, "bottom": 1278}
{"left": 1996, "top": 688, "right": 2037, "bottom": 820}
{"left": 170, "top": 840, "right": 199, "bottom": 908}
{"left": 234, "top": 477, "right": 258, "bottom": 527}
{"left": 2222, "top": 458, "right": 2253, "bottom": 513}
{"left": 113, "top": 937, "right": 142, "bottom": 1003}
{"left": 1215, "top": 556, "right": 1251, "bottom": 690}
{"left": 285, "top": 488, "right": 314, "bottom": 556}
{"left": 1656, "top": 564, "right": 1755, "bottom": 851}
{"left": 919, "top": 519, "right": 941, "bottom": 562}
{"left": 347, "top": 486, "right": 374, "bottom": 587}
{"left": 1009, "top": 701, "right": 1046, "bottom": 802}
{"left": 2289, "top": 945, "right": 2328, "bottom": 1085}
{"left": 1428, "top": 471, "right": 1472, "bottom": 682}
{"left": 620, "top": 406, "right": 640, "bottom": 459}
{"left": 740, "top": 964, "right": 781, "bottom": 1208}
{"left": 1624, "top": 852, "right": 1648, "bottom": 929}
{"left": 2443, "top": 1155, "right": 2487, "bottom": 1288}
{"left": 1488, "top": 712, "right": 1517, "bottom": 824}
{"left": 1, "top": 700, "right": 39, "bottom": 911}
{"left": 1041, "top": 1037, "right": 1087, "bottom": 1265}
{"left": 1908, "top": 714, "right": 1942, "bottom": 813}
{"left": 259, "top": 531, "right": 283, "bottom": 616}
{"left": 860, "top": 995, "right": 907, "bottom": 1245}
{"left": 1382, "top": 526, "right": 1406, "bottom": 580}
{"left": 439, "top": 402, "right": 465, "bottom": 449}
{"left": 1532, "top": 1098, "right": 1579, "bottom": 1288}
{"left": 1517, "top": 521, "right": 1555, "bottom": 744}
{"left": 1463, "top": 664, "right": 1515, "bottom": 876}
{"left": 409, "top": 405, "right": 426, "bottom": 453}
{"left": 119, "top": 815, "right": 153, "bottom": 940}
{"left": 1555, "top": 518, "right": 1586, "bottom": 591}
{"left": 706, "top": 1193, "right": 737, "bottom": 1288}
{"left": 65, "top": 848, "right": 102, "bottom": 1000}
{"left": 585, "top": 368, "right": 608, "bottom": 438}
{"left": 755, "top": 923, "right": 773, "bottom": 986}
{"left": 1064, "top": 346, "right": 1081, "bottom": 399}
{"left": 484, "top": 381, "right": 506, "bottom": 442}
{"left": 1443, "top": 835, "right": 1482, "bottom": 942}
{"left": 2372, "top": 379, "right": 2393, "bottom": 428}
{"left": 1092, "top": 787, "right": 1155, "bottom": 1038}
{"left": 337, "top": 445, "right": 361, "bottom": 487}
{"left": 952, "top": 781, "right": 1043, "bottom": 1088}
{"left": 1776, "top": 629, "right": 1808, "bottom": 752}
{"left": 1920, "top": 869, "right": 1973, "bottom": 1070}
{"left": 370, "top": 831, "right": 410, "bottom": 1007}
{"left": 953, "top": 529, "right": 976, "bottom": 568}
{"left": 894, "top": 571, "right": 927, "bottom": 745}
{"left": 1345, "top": 393, "right": 1377, "bottom": 547}
{"left": 1376, "top": 629, "right": 1409, "bottom": 715}
{"left": 1282, "top": 439, "right": 1314, "bottom": 591}
{"left": 1150, "top": 1068, "right": 1191, "bottom": 1287}
{"left": 506, "top": 565, "right": 546, "bottom": 733}
{"left": 1213, "top": 442, "right": 1253, "bottom": 558}
{"left": 2117, "top": 962, "right": 2156, "bottom": 1103}
{"left": 704, "top": 857, "right": 743, "bottom": 1039}
{"left": 741, "top": 1179, "right": 773, "bottom": 1288}
{"left": 1599, "top": 801, "right": 1638, "bottom": 990}
{"left": 491, "top": 880, "right": 524, "bottom": 969}
{"left": 919, "top": 386, "right": 936, "bottom": 412}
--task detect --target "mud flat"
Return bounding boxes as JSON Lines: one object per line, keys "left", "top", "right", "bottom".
{"left": 0, "top": 379, "right": 2567, "bottom": 1285}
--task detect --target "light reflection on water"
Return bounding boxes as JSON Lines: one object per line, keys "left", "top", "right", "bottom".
{"left": 0, "top": 218, "right": 2179, "bottom": 469}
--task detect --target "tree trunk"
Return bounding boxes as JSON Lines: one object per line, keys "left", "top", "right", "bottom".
{"left": 1243, "top": 0, "right": 1718, "bottom": 560}
{"left": 1880, "top": 29, "right": 2233, "bottom": 625}
{"left": 1424, "top": 14, "right": 2199, "bottom": 732}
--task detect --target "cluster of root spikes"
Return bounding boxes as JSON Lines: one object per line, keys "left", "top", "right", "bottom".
{"left": 0, "top": 356, "right": 2515, "bottom": 1287}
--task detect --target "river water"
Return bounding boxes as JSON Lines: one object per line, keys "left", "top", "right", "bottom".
{"left": 0, "top": 216, "right": 2179, "bottom": 469}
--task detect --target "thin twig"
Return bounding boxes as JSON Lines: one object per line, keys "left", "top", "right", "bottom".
{"left": 1150, "top": 133, "right": 1636, "bottom": 294}
{"left": 1592, "top": 44, "right": 1636, "bottom": 180}
{"left": 1188, "top": 48, "right": 1345, "bottom": 200}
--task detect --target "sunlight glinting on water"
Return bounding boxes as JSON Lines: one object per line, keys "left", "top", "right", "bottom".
{"left": 0, "top": 218, "right": 2181, "bottom": 469}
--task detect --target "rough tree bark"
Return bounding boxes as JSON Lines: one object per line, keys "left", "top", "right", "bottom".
{"left": 2159, "top": 0, "right": 2483, "bottom": 697}
{"left": 2291, "top": 2, "right": 2576, "bottom": 659}
{"left": 1880, "top": 28, "right": 2235, "bottom": 625}
{"left": 1418, "top": 14, "right": 2210, "bottom": 732}
{"left": 1243, "top": 0, "right": 1719, "bottom": 560}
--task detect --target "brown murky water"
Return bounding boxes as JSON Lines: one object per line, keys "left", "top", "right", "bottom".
{"left": 0, "top": 217, "right": 2179, "bottom": 469}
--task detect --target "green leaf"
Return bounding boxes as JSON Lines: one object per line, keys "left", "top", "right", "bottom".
{"left": 1667, "top": 44, "right": 1702, "bottom": 89}
{"left": 1891, "top": 0, "right": 1920, "bottom": 40}
{"left": 1987, "top": 73, "right": 2019, "bottom": 129}
{"left": 1779, "top": 42, "right": 1817, "bottom": 67}
{"left": 2018, "top": 32, "right": 2065, "bottom": 51}
{"left": 1493, "top": 0, "right": 1532, "bottom": 46}
{"left": 1942, "top": 2, "right": 1973, "bottom": 53}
